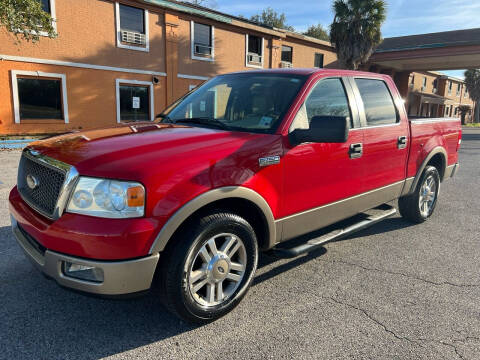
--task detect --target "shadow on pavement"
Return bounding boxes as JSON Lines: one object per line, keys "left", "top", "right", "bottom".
{"left": 0, "top": 215, "right": 414, "bottom": 359}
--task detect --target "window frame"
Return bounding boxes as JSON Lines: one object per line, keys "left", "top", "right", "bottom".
{"left": 191, "top": 21, "right": 215, "bottom": 62}
{"left": 314, "top": 53, "right": 324, "bottom": 68}
{"left": 115, "top": 79, "right": 154, "bottom": 123}
{"left": 281, "top": 45, "right": 293, "bottom": 64}
{"left": 245, "top": 34, "right": 264, "bottom": 69}
{"left": 115, "top": 2, "right": 149, "bottom": 52}
{"left": 11, "top": 70, "right": 68, "bottom": 124}
{"left": 289, "top": 76, "right": 359, "bottom": 133}
{"left": 351, "top": 77, "right": 400, "bottom": 129}
{"left": 34, "top": 0, "right": 57, "bottom": 37}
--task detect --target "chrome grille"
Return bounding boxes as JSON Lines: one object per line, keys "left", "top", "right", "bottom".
{"left": 17, "top": 151, "right": 67, "bottom": 219}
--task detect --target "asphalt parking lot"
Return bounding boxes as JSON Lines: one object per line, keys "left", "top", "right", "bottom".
{"left": 1, "top": 128, "right": 479, "bottom": 360}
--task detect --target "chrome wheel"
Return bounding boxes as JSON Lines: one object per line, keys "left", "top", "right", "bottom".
{"left": 187, "top": 233, "right": 247, "bottom": 307}
{"left": 419, "top": 175, "right": 437, "bottom": 217}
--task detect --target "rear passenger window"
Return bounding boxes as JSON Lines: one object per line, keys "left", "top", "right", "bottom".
{"left": 290, "top": 78, "right": 351, "bottom": 131}
{"left": 355, "top": 79, "right": 397, "bottom": 126}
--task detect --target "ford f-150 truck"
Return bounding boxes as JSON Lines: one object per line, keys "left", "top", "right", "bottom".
{"left": 9, "top": 69, "right": 461, "bottom": 323}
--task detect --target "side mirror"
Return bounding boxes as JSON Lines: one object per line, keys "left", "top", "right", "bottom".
{"left": 289, "top": 115, "right": 349, "bottom": 145}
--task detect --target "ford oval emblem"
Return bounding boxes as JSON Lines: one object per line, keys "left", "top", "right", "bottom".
{"left": 26, "top": 174, "right": 39, "bottom": 190}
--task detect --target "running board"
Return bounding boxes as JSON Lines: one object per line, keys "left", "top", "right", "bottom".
{"left": 272, "top": 204, "right": 397, "bottom": 259}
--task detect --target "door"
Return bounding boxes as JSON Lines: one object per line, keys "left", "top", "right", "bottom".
{"left": 351, "top": 77, "right": 409, "bottom": 197}
{"left": 280, "top": 77, "right": 365, "bottom": 240}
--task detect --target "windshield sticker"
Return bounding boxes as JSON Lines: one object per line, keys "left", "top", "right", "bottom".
{"left": 259, "top": 116, "right": 273, "bottom": 128}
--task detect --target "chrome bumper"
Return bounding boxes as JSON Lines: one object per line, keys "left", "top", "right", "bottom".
{"left": 11, "top": 216, "right": 159, "bottom": 296}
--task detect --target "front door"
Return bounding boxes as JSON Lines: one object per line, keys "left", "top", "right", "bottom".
{"left": 280, "top": 77, "right": 365, "bottom": 240}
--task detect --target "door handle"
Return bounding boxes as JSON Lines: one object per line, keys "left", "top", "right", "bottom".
{"left": 349, "top": 143, "right": 363, "bottom": 159}
{"left": 398, "top": 136, "right": 407, "bottom": 149}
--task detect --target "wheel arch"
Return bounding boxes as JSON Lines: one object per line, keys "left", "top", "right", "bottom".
{"left": 149, "top": 187, "right": 277, "bottom": 254}
{"left": 409, "top": 146, "right": 447, "bottom": 194}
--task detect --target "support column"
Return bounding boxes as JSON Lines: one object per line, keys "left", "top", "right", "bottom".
{"left": 394, "top": 71, "right": 411, "bottom": 99}
{"left": 165, "top": 13, "right": 179, "bottom": 106}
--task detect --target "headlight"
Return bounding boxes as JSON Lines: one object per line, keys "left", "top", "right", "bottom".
{"left": 67, "top": 177, "right": 145, "bottom": 218}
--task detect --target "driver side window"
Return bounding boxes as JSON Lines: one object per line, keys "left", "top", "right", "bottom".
{"left": 290, "top": 78, "right": 351, "bottom": 132}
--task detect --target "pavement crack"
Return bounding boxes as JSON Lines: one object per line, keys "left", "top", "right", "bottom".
{"left": 321, "top": 259, "right": 480, "bottom": 288}
{"left": 325, "top": 295, "right": 422, "bottom": 346}
{"left": 326, "top": 295, "right": 470, "bottom": 359}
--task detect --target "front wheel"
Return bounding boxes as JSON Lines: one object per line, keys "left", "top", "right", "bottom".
{"left": 157, "top": 212, "right": 258, "bottom": 323}
{"left": 399, "top": 165, "right": 440, "bottom": 223}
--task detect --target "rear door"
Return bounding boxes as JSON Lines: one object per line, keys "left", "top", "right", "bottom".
{"left": 349, "top": 76, "right": 409, "bottom": 197}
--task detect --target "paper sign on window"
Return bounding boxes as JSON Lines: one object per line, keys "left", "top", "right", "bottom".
{"left": 132, "top": 97, "right": 140, "bottom": 109}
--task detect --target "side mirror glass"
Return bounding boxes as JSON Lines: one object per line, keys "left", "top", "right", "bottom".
{"left": 289, "top": 115, "right": 349, "bottom": 145}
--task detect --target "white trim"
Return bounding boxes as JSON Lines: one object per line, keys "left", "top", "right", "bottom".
{"left": 188, "top": 84, "right": 197, "bottom": 91}
{"left": 190, "top": 21, "right": 215, "bottom": 62}
{"left": 245, "top": 34, "right": 264, "bottom": 69}
{"left": 115, "top": 79, "right": 154, "bottom": 123}
{"left": 177, "top": 73, "right": 209, "bottom": 81}
{"left": 115, "top": 2, "right": 149, "bottom": 52}
{"left": 37, "top": 0, "right": 57, "bottom": 37}
{"left": 0, "top": 54, "right": 166, "bottom": 76}
{"left": 11, "top": 70, "right": 69, "bottom": 124}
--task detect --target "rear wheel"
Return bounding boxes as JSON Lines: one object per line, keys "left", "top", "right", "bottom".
{"left": 157, "top": 212, "right": 258, "bottom": 323}
{"left": 399, "top": 166, "right": 440, "bottom": 223}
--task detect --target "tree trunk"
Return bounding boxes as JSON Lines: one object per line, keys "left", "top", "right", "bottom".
{"left": 476, "top": 102, "right": 480, "bottom": 123}
{"left": 461, "top": 113, "right": 466, "bottom": 125}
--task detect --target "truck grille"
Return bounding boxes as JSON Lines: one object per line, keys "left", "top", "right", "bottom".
{"left": 17, "top": 153, "right": 67, "bottom": 218}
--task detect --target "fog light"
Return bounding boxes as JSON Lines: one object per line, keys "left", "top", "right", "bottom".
{"left": 63, "top": 262, "right": 104, "bottom": 283}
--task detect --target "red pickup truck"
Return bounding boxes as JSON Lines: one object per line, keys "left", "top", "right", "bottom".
{"left": 9, "top": 69, "right": 461, "bottom": 323}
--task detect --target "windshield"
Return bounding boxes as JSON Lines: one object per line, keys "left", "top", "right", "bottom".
{"left": 158, "top": 73, "right": 308, "bottom": 133}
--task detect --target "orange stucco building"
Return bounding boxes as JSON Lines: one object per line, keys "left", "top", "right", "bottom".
{"left": 406, "top": 71, "right": 475, "bottom": 121}
{"left": 0, "top": 0, "right": 337, "bottom": 135}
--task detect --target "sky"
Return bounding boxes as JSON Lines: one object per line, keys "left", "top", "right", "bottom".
{"left": 215, "top": 0, "right": 480, "bottom": 79}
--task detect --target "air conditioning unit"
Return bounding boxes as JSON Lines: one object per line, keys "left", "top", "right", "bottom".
{"left": 247, "top": 53, "right": 262, "bottom": 64}
{"left": 194, "top": 43, "right": 213, "bottom": 56}
{"left": 121, "top": 30, "right": 146, "bottom": 45}
{"left": 421, "top": 86, "right": 426, "bottom": 92}
{"left": 409, "top": 83, "right": 414, "bottom": 89}
{"left": 280, "top": 61, "right": 293, "bottom": 68}
{"left": 433, "top": 88, "right": 437, "bottom": 94}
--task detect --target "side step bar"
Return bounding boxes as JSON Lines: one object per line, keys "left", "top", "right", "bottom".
{"left": 273, "top": 204, "right": 397, "bottom": 259}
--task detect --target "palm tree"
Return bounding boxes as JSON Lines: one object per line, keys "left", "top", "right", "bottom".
{"left": 330, "top": 0, "right": 386, "bottom": 70}
{"left": 458, "top": 105, "right": 471, "bottom": 125}
{"left": 464, "top": 69, "right": 480, "bottom": 123}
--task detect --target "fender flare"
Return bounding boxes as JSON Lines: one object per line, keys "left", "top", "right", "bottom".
{"left": 149, "top": 186, "right": 277, "bottom": 254}
{"left": 408, "top": 146, "right": 447, "bottom": 194}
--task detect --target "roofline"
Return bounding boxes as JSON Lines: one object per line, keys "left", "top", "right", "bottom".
{"left": 376, "top": 28, "right": 480, "bottom": 53}
{"left": 140, "top": 0, "right": 334, "bottom": 48}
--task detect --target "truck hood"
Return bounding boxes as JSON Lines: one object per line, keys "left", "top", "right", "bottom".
{"left": 28, "top": 122, "right": 282, "bottom": 182}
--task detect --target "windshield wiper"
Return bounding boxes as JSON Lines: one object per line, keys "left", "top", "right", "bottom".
{"left": 173, "top": 117, "right": 229, "bottom": 130}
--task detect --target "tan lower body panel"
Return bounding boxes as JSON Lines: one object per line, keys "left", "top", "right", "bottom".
{"left": 276, "top": 181, "right": 405, "bottom": 242}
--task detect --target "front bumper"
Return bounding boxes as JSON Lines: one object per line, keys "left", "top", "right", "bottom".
{"left": 11, "top": 215, "right": 159, "bottom": 295}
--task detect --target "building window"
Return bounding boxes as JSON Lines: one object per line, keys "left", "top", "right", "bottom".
{"left": 422, "top": 77, "right": 427, "bottom": 91}
{"left": 432, "top": 79, "right": 438, "bottom": 93}
{"left": 116, "top": 79, "right": 153, "bottom": 123}
{"left": 115, "top": 2, "right": 149, "bottom": 52}
{"left": 314, "top": 53, "right": 324, "bottom": 68}
{"left": 465, "top": 88, "right": 468, "bottom": 98}
{"left": 11, "top": 70, "right": 68, "bottom": 124}
{"left": 355, "top": 78, "right": 398, "bottom": 126}
{"left": 281, "top": 45, "right": 293, "bottom": 65}
{"left": 456, "top": 84, "right": 461, "bottom": 97}
{"left": 36, "top": 0, "right": 57, "bottom": 35}
{"left": 448, "top": 81, "right": 453, "bottom": 95}
{"left": 191, "top": 21, "right": 214, "bottom": 61}
{"left": 245, "top": 34, "right": 264, "bottom": 68}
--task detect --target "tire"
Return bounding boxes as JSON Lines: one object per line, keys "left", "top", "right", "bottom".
{"left": 399, "top": 165, "right": 441, "bottom": 223}
{"left": 157, "top": 212, "right": 258, "bottom": 324}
